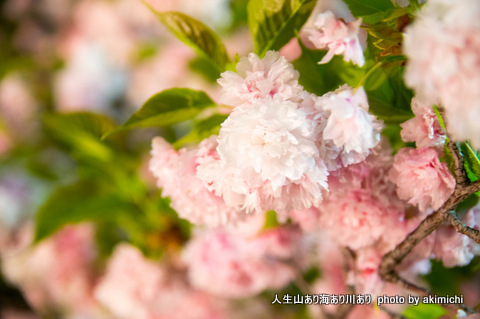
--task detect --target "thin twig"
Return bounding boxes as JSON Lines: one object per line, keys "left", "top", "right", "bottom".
{"left": 445, "top": 211, "right": 480, "bottom": 243}
{"left": 396, "top": 276, "right": 431, "bottom": 296}
{"left": 395, "top": 276, "right": 476, "bottom": 314}
{"left": 379, "top": 305, "right": 408, "bottom": 319}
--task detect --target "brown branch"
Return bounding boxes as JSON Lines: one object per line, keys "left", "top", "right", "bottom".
{"left": 446, "top": 140, "right": 469, "bottom": 186}
{"left": 379, "top": 209, "right": 447, "bottom": 281}
{"left": 379, "top": 305, "right": 408, "bottom": 319}
{"left": 396, "top": 276, "right": 431, "bottom": 296}
{"left": 395, "top": 276, "right": 476, "bottom": 314}
{"left": 445, "top": 211, "right": 480, "bottom": 243}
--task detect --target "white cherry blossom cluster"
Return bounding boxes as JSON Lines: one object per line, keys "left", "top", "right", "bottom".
{"left": 196, "top": 51, "right": 383, "bottom": 214}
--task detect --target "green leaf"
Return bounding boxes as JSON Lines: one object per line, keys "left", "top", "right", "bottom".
{"left": 456, "top": 193, "right": 480, "bottom": 213}
{"left": 263, "top": 210, "right": 279, "bottom": 230}
{"left": 303, "top": 266, "right": 321, "bottom": 284}
{"left": 381, "top": 124, "right": 410, "bottom": 153}
{"left": 173, "top": 114, "right": 228, "bottom": 148}
{"left": 146, "top": 7, "right": 229, "bottom": 71}
{"left": 432, "top": 106, "right": 446, "bottom": 132}
{"left": 44, "top": 112, "right": 116, "bottom": 162}
{"left": 343, "top": 0, "right": 394, "bottom": 18}
{"left": 293, "top": 40, "right": 357, "bottom": 95}
{"left": 105, "top": 88, "right": 216, "bottom": 137}
{"left": 368, "top": 95, "right": 413, "bottom": 124}
{"left": 461, "top": 143, "right": 480, "bottom": 180}
{"left": 248, "top": 0, "right": 316, "bottom": 57}
{"left": 361, "top": 7, "right": 410, "bottom": 24}
{"left": 432, "top": 106, "right": 456, "bottom": 175}
{"left": 403, "top": 303, "right": 446, "bottom": 319}
{"left": 34, "top": 182, "right": 138, "bottom": 242}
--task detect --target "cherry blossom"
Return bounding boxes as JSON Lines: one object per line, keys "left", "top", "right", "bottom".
{"left": 389, "top": 147, "right": 455, "bottom": 213}
{"left": 217, "top": 51, "right": 303, "bottom": 106}
{"left": 149, "top": 136, "right": 243, "bottom": 227}
{"left": 404, "top": 0, "right": 480, "bottom": 148}
{"left": 400, "top": 97, "right": 446, "bottom": 149}
{"left": 304, "top": 11, "right": 365, "bottom": 66}
{"left": 183, "top": 226, "right": 301, "bottom": 298}
{"left": 318, "top": 85, "right": 383, "bottom": 167}
{"left": 197, "top": 97, "right": 329, "bottom": 214}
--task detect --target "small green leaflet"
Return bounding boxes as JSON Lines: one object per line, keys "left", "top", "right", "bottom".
{"left": 403, "top": 303, "right": 446, "bottom": 319}
{"left": 432, "top": 106, "right": 456, "bottom": 175}
{"left": 248, "top": 0, "right": 315, "bottom": 57}
{"left": 343, "top": 0, "right": 394, "bottom": 18}
{"left": 145, "top": 4, "right": 229, "bottom": 72}
{"left": 104, "top": 88, "right": 216, "bottom": 137}
{"left": 461, "top": 143, "right": 480, "bottom": 181}
{"left": 263, "top": 210, "right": 280, "bottom": 230}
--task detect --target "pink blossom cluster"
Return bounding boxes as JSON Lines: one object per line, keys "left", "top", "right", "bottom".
{"left": 183, "top": 223, "right": 302, "bottom": 298}
{"left": 288, "top": 136, "right": 467, "bottom": 308}
{"left": 389, "top": 147, "right": 455, "bottom": 213}
{"left": 149, "top": 136, "right": 244, "bottom": 227}
{"left": 94, "top": 244, "right": 230, "bottom": 319}
{"left": 145, "top": 49, "right": 480, "bottom": 314}
{"left": 150, "top": 51, "right": 383, "bottom": 217}
{"left": 404, "top": 0, "right": 480, "bottom": 148}
{"left": 1, "top": 225, "right": 103, "bottom": 318}
{"left": 194, "top": 51, "right": 382, "bottom": 214}
{"left": 303, "top": 11, "right": 365, "bottom": 66}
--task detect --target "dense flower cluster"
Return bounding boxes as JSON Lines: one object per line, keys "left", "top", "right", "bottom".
{"left": 404, "top": 0, "right": 480, "bottom": 148}
{"left": 194, "top": 52, "right": 382, "bottom": 214}
{"left": 3, "top": 1, "right": 480, "bottom": 318}
{"left": 183, "top": 224, "right": 301, "bottom": 298}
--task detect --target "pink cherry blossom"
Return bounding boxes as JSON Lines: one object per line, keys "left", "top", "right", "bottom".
{"left": 403, "top": 0, "right": 480, "bottom": 148}
{"left": 217, "top": 51, "right": 303, "bottom": 106}
{"left": 318, "top": 85, "right": 383, "bottom": 167}
{"left": 389, "top": 147, "right": 455, "bottom": 213}
{"left": 149, "top": 136, "right": 244, "bottom": 227}
{"left": 433, "top": 206, "right": 480, "bottom": 267}
{"left": 308, "top": 234, "right": 348, "bottom": 317}
{"left": 290, "top": 140, "right": 400, "bottom": 233}
{"left": 318, "top": 189, "right": 402, "bottom": 250}
{"left": 183, "top": 226, "right": 300, "bottom": 298}
{"left": 349, "top": 247, "right": 384, "bottom": 296}
{"left": 304, "top": 11, "right": 365, "bottom": 66}
{"left": 400, "top": 98, "right": 446, "bottom": 148}
{"left": 94, "top": 244, "right": 228, "bottom": 319}
{"left": 1, "top": 224, "right": 100, "bottom": 316}
{"left": 197, "top": 97, "right": 329, "bottom": 213}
